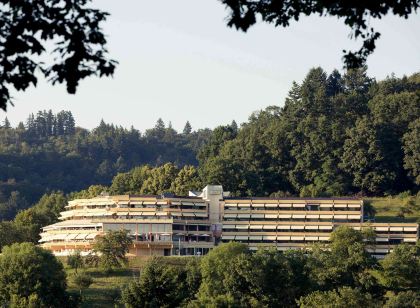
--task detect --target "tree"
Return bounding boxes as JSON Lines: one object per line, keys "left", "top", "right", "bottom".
{"left": 379, "top": 243, "right": 420, "bottom": 292}
{"left": 307, "top": 226, "right": 379, "bottom": 294}
{"left": 0, "top": 0, "right": 116, "bottom": 110}
{"left": 384, "top": 291, "right": 420, "bottom": 308}
{"left": 67, "top": 250, "right": 84, "bottom": 273}
{"left": 71, "top": 185, "right": 109, "bottom": 199}
{"left": 72, "top": 272, "right": 93, "bottom": 297}
{"left": 93, "top": 230, "right": 132, "bottom": 271}
{"left": 197, "top": 124, "right": 238, "bottom": 163}
{"left": 0, "top": 221, "right": 22, "bottom": 251}
{"left": 403, "top": 119, "right": 420, "bottom": 186}
{"left": 219, "top": 0, "right": 419, "bottom": 68}
{"left": 155, "top": 118, "right": 165, "bottom": 131}
{"left": 340, "top": 116, "right": 397, "bottom": 194}
{"left": 183, "top": 121, "right": 192, "bottom": 134}
{"left": 0, "top": 191, "right": 29, "bottom": 221}
{"left": 171, "top": 165, "right": 203, "bottom": 195}
{"left": 298, "top": 287, "right": 377, "bottom": 308}
{"left": 14, "top": 192, "right": 67, "bottom": 243}
{"left": 195, "top": 242, "right": 249, "bottom": 303}
{"left": 0, "top": 242, "right": 69, "bottom": 306}
{"left": 231, "top": 120, "right": 238, "bottom": 133}
{"left": 241, "top": 249, "right": 297, "bottom": 307}
{"left": 121, "top": 257, "right": 191, "bottom": 308}
{"left": 141, "top": 163, "right": 178, "bottom": 195}
{"left": 2, "top": 117, "right": 11, "bottom": 129}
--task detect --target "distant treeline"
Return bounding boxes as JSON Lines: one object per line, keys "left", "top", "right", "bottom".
{"left": 0, "top": 111, "right": 211, "bottom": 218}
{"left": 0, "top": 67, "right": 419, "bottom": 222}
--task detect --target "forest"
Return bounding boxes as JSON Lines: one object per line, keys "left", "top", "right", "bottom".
{"left": 0, "top": 68, "right": 419, "bottom": 224}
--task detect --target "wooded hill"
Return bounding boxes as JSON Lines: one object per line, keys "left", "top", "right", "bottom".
{"left": 0, "top": 67, "right": 419, "bottom": 222}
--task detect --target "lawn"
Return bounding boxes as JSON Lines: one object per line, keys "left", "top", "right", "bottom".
{"left": 66, "top": 267, "right": 137, "bottom": 308}
{"left": 65, "top": 256, "right": 191, "bottom": 307}
{"left": 366, "top": 195, "right": 420, "bottom": 223}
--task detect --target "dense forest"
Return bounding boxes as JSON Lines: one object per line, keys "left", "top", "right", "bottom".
{"left": 198, "top": 68, "right": 419, "bottom": 197}
{"left": 0, "top": 68, "right": 419, "bottom": 223}
{"left": 0, "top": 110, "right": 212, "bottom": 218}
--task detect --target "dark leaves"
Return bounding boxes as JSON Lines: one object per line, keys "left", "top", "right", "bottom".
{"left": 220, "top": 0, "right": 419, "bottom": 69}
{"left": 0, "top": 0, "right": 117, "bottom": 110}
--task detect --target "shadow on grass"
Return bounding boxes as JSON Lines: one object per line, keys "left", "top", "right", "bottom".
{"left": 375, "top": 216, "right": 418, "bottom": 223}
{"left": 80, "top": 287, "right": 122, "bottom": 308}
{"left": 85, "top": 267, "right": 138, "bottom": 279}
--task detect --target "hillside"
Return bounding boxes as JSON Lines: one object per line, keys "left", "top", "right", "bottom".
{"left": 0, "top": 113, "right": 212, "bottom": 219}
{"left": 0, "top": 68, "right": 419, "bottom": 222}
{"left": 369, "top": 195, "right": 420, "bottom": 223}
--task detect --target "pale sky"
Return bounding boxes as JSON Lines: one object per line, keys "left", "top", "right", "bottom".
{"left": 3, "top": 1, "right": 420, "bottom": 132}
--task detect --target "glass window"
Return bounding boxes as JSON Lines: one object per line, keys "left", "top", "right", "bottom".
{"left": 123, "top": 223, "right": 137, "bottom": 234}
{"left": 103, "top": 223, "right": 122, "bottom": 231}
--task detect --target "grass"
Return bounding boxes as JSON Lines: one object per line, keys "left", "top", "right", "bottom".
{"left": 66, "top": 267, "right": 138, "bottom": 308}
{"left": 367, "top": 195, "right": 420, "bottom": 223}
{"left": 65, "top": 256, "right": 191, "bottom": 307}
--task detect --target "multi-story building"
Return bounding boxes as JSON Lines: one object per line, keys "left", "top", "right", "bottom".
{"left": 39, "top": 185, "right": 418, "bottom": 258}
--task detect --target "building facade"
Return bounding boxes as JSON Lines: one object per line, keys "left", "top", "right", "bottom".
{"left": 40, "top": 185, "right": 418, "bottom": 258}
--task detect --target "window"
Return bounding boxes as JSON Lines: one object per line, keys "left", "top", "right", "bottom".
{"left": 123, "top": 224, "right": 137, "bottom": 234}
{"left": 306, "top": 204, "right": 319, "bottom": 211}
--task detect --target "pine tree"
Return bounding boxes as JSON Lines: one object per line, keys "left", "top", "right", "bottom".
{"left": 65, "top": 111, "right": 76, "bottom": 135}
{"left": 183, "top": 121, "right": 192, "bottom": 134}
{"left": 26, "top": 113, "right": 35, "bottom": 130}
{"left": 3, "top": 117, "right": 11, "bottom": 129}
{"left": 155, "top": 118, "right": 165, "bottom": 130}
{"left": 55, "top": 111, "right": 66, "bottom": 136}
{"left": 230, "top": 120, "right": 238, "bottom": 134}
{"left": 17, "top": 122, "right": 25, "bottom": 130}
{"left": 35, "top": 111, "right": 47, "bottom": 137}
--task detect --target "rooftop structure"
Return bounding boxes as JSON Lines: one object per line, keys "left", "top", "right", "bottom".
{"left": 40, "top": 185, "right": 418, "bottom": 257}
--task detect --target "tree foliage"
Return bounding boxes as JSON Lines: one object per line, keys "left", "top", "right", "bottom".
{"left": 220, "top": 0, "right": 419, "bottom": 68}
{"left": 0, "top": 242, "right": 70, "bottom": 307}
{"left": 298, "top": 287, "right": 376, "bottom": 308}
{"left": 0, "top": 0, "right": 117, "bottom": 110}
{"left": 403, "top": 118, "right": 420, "bottom": 185}
{"left": 384, "top": 291, "right": 420, "bottom": 308}
{"left": 0, "top": 111, "right": 210, "bottom": 217}
{"left": 119, "top": 232, "right": 419, "bottom": 308}
{"left": 379, "top": 243, "right": 420, "bottom": 291}
{"left": 67, "top": 250, "right": 84, "bottom": 274}
{"left": 121, "top": 257, "right": 192, "bottom": 308}
{"left": 0, "top": 69, "right": 418, "bottom": 225}
{"left": 93, "top": 230, "right": 132, "bottom": 271}
{"left": 199, "top": 69, "right": 420, "bottom": 197}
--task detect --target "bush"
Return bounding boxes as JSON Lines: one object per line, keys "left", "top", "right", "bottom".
{"left": 72, "top": 272, "right": 93, "bottom": 294}
{"left": 67, "top": 250, "right": 84, "bottom": 273}
{"left": 384, "top": 291, "right": 420, "bottom": 308}
{"left": 0, "top": 242, "right": 69, "bottom": 307}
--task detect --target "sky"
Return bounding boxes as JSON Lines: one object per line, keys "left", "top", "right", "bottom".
{"left": 3, "top": 0, "right": 420, "bottom": 132}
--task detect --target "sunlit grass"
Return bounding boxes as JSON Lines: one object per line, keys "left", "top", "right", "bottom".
{"left": 64, "top": 256, "right": 192, "bottom": 307}
{"left": 367, "top": 195, "right": 420, "bottom": 223}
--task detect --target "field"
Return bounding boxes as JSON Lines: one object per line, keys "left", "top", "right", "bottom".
{"left": 65, "top": 257, "right": 190, "bottom": 307}
{"left": 368, "top": 195, "right": 420, "bottom": 223}
{"left": 67, "top": 267, "right": 136, "bottom": 308}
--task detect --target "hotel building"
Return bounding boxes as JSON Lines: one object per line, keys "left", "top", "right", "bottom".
{"left": 39, "top": 185, "right": 418, "bottom": 258}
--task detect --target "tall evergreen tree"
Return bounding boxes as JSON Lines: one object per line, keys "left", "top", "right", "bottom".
{"left": 183, "top": 121, "right": 192, "bottom": 134}
{"left": 2, "top": 117, "right": 10, "bottom": 129}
